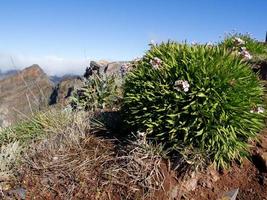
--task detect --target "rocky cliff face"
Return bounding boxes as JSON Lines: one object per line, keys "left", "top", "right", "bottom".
{"left": 0, "top": 60, "right": 129, "bottom": 127}
{"left": 84, "top": 60, "right": 130, "bottom": 78}
{"left": 50, "top": 76, "right": 83, "bottom": 105}
{"left": 0, "top": 65, "right": 54, "bottom": 127}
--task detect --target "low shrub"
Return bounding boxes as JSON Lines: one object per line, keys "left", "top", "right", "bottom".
{"left": 71, "top": 74, "right": 123, "bottom": 111}
{"left": 122, "top": 42, "right": 265, "bottom": 168}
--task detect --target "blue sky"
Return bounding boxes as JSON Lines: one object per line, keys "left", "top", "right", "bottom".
{"left": 0, "top": 0, "right": 266, "bottom": 75}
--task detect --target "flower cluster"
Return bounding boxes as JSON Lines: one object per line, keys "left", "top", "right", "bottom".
{"left": 120, "top": 64, "right": 128, "bottom": 77}
{"left": 136, "top": 130, "right": 147, "bottom": 144}
{"left": 239, "top": 47, "right": 252, "bottom": 60}
{"left": 174, "top": 80, "right": 190, "bottom": 92}
{"left": 250, "top": 106, "right": 265, "bottom": 114}
{"left": 150, "top": 57, "right": 163, "bottom": 69}
{"left": 232, "top": 37, "right": 252, "bottom": 60}
{"left": 137, "top": 130, "right": 146, "bottom": 138}
{"left": 120, "top": 63, "right": 132, "bottom": 77}
{"left": 234, "top": 37, "right": 245, "bottom": 46}
{"left": 149, "top": 40, "right": 156, "bottom": 46}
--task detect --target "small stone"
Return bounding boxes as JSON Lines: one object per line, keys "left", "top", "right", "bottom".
{"left": 220, "top": 188, "right": 239, "bottom": 200}
{"left": 208, "top": 168, "right": 220, "bottom": 182}
{"left": 182, "top": 177, "right": 198, "bottom": 191}
{"left": 206, "top": 181, "right": 213, "bottom": 189}
{"left": 53, "top": 156, "right": 59, "bottom": 161}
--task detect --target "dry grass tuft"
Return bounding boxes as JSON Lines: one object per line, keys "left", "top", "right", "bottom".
{"left": 0, "top": 141, "right": 22, "bottom": 191}
{"left": 104, "top": 138, "right": 166, "bottom": 199}
{"left": 14, "top": 113, "right": 166, "bottom": 199}
{"left": 0, "top": 108, "right": 73, "bottom": 146}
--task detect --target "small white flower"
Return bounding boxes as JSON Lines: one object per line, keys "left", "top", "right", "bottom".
{"left": 137, "top": 131, "right": 145, "bottom": 138}
{"left": 234, "top": 37, "right": 245, "bottom": 45}
{"left": 239, "top": 47, "right": 252, "bottom": 60}
{"left": 257, "top": 107, "right": 265, "bottom": 113}
{"left": 149, "top": 40, "right": 156, "bottom": 46}
{"left": 244, "top": 52, "right": 252, "bottom": 60}
{"left": 250, "top": 107, "right": 265, "bottom": 114}
{"left": 191, "top": 41, "right": 197, "bottom": 45}
{"left": 150, "top": 57, "right": 163, "bottom": 69}
{"left": 183, "top": 85, "right": 189, "bottom": 92}
{"left": 154, "top": 57, "right": 162, "bottom": 63}
{"left": 240, "top": 50, "right": 252, "bottom": 60}
{"left": 174, "top": 80, "right": 190, "bottom": 92}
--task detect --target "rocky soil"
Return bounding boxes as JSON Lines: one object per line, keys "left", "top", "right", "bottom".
{"left": 3, "top": 128, "right": 267, "bottom": 200}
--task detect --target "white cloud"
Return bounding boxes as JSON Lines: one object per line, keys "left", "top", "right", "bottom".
{"left": 0, "top": 53, "right": 88, "bottom": 76}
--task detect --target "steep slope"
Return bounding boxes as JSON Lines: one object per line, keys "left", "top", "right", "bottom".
{"left": 50, "top": 76, "right": 83, "bottom": 105}
{"left": 0, "top": 64, "right": 54, "bottom": 127}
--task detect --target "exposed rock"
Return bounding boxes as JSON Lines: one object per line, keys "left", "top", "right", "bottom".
{"left": 104, "top": 61, "right": 130, "bottom": 75}
{"left": 50, "top": 76, "right": 83, "bottom": 105}
{"left": 49, "top": 74, "right": 79, "bottom": 84}
{"left": 0, "top": 65, "right": 54, "bottom": 127}
{"left": 84, "top": 60, "right": 130, "bottom": 78}
{"left": 181, "top": 172, "right": 199, "bottom": 192}
{"left": 220, "top": 188, "right": 239, "bottom": 200}
{"left": 0, "top": 61, "right": 131, "bottom": 128}
{"left": 193, "top": 166, "right": 220, "bottom": 192}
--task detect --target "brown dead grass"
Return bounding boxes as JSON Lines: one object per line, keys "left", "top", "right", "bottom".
{"left": 8, "top": 112, "right": 166, "bottom": 200}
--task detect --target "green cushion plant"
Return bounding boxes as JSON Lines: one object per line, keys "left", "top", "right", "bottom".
{"left": 219, "top": 32, "right": 267, "bottom": 61}
{"left": 122, "top": 41, "right": 265, "bottom": 168}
